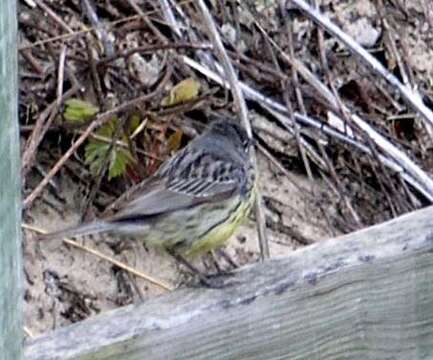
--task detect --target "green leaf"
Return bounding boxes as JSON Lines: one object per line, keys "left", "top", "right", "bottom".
{"left": 128, "top": 114, "right": 141, "bottom": 135}
{"left": 107, "top": 147, "right": 135, "bottom": 180}
{"left": 167, "top": 129, "right": 183, "bottom": 153}
{"left": 161, "top": 78, "right": 201, "bottom": 106}
{"left": 84, "top": 119, "right": 136, "bottom": 180}
{"left": 64, "top": 99, "right": 99, "bottom": 123}
{"left": 84, "top": 141, "right": 110, "bottom": 176}
{"left": 96, "top": 117, "right": 118, "bottom": 137}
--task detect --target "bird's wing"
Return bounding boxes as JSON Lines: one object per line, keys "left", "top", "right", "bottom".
{"left": 109, "top": 157, "right": 242, "bottom": 222}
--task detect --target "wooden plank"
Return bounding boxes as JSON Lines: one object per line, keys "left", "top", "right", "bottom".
{"left": 0, "top": 0, "right": 23, "bottom": 359}
{"left": 25, "top": 206, "right": 433, "bottom": 360}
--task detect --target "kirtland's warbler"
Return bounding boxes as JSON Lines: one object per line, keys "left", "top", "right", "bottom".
{"left": 43, "top": 120, "right": 256, "bottom": 258}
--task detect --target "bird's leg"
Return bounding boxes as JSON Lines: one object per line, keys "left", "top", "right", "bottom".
{"left": 205, "top": 250, "right": 236, "bottom": 276}
{"left": 215, "top": 249, "right": 239, "bottom": 271}
{"left": 206, "top": 251, "right": 223, "bottom": 273}
{"left": 166, "top": 248, "right": 227, "bottom": 288}
{"left": 166, "top": 247, "right": 203, "bottom": 276}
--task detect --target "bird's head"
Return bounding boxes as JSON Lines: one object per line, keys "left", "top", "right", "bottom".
{"left": 208, "top": 120, "right": 254, "bottom": 155}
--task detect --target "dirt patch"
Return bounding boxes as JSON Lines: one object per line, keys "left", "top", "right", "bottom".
{"left": 24, "top": 154, "right": 333, "bottom": 336}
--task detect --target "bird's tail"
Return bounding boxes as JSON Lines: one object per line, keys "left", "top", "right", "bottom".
{"left": 39, "top": 221, "right": 117, "bottom": 241}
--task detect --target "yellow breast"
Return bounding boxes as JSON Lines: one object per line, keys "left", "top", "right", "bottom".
{"left": 185, "top": 187, "right": 256, "bottom": 257}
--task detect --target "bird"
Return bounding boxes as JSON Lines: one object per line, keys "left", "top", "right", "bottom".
{"left": 42, "top": 120, "right": 257, "bottom": 267}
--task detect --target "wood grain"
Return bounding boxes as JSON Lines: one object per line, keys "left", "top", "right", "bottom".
{"left": 25, "top": 206, "right": 433, "bottom": 360}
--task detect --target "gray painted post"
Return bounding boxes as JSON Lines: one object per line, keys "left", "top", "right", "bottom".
{"left": 0, "top": 0, "right": 23, "bottom": 359}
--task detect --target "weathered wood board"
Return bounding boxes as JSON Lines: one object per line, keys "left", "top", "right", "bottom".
{"left": 25, "top": 206, "right": 433, "bottom": 360}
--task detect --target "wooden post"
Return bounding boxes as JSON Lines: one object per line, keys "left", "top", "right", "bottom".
{"left": 0, "top": 0, "right": 23, "bottom": 359}
{"left": 25, "top": 206, "right": 433, "bottom": 359}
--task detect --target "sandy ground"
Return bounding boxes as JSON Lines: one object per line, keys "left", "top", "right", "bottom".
{"left": 24, "top": 155, "right": 334, "bottom": 336}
